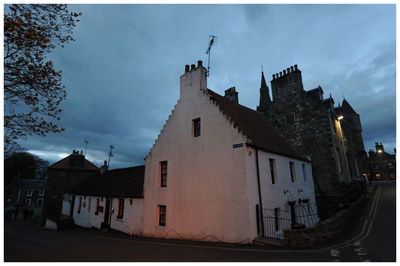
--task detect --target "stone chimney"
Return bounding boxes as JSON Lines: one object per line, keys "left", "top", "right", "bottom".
{"left": 224, "top": 87, "right": 239, "bottom": 104}
{"left": 180, "top": 60, "right": 207, "bottom": 100}
{"left": 100, "top": 160, "right": 108, "bottom": 174}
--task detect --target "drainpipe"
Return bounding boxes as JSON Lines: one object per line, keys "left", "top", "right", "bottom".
{"left": 255, "top": 148, "right": 265, "bottom": 236}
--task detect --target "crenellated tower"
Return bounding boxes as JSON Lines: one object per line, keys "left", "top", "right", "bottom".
{"left": 270, "top": 64, "right": 304, "bottom": 101}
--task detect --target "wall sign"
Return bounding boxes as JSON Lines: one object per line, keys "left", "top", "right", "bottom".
{"left": 232, "top": 143, "right": 243, "bottom": 149}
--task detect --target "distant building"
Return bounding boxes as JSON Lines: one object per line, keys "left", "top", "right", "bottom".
{"left": 15, "top": 179, "right": 46, "bottom": 207}
{"left": 257, "top": 66, "right": 367, "bottom": 195}
{"left": 367, "top": 142, "right": 396, "bottom": 181}
{"left": 62, "top": 165, "right": 144, "bottom": 235}
{"left": 140, "top": 61, "right": 318, "bottom": 243}
{"left": 43, "top": 150, "right": 99, "bottom": 223}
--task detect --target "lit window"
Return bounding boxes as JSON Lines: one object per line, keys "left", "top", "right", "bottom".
{"left": 302, "top": 164, "right": 307, "bottom": 182}
{"left": 375, "top": 173, "right": 382, "bottom": 180}
{"left": 193, "top": 118, "right": 201, "bottom": 137}
{"left": 158, "top": 205, "right": 166, "bottom": 226}
{"left": 117, "top": 199, "right": 124, "bottom": 219}
{"left": 269, "top": 159, "right": 276, "bottom": 184}
{"left": 77, "top": 197, "right": 82, "bottom": 213}
{"left": 289, "top": 162, "right": 296, "bottom": 183}
{"left": 160, "top": 161, "right": 168, "bottom": 187}
{"left": 27, "top": 190, "right": 33, "bottom": 197}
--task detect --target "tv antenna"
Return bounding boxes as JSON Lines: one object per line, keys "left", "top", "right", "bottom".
{"left": 108, "top": 145, "right": 114, "bottom": 168}
{"left": 205, "top": 35, "right": 217, "bottom": 77}
{"left": 84, "top": 139, "right": 89, "bottom": 155}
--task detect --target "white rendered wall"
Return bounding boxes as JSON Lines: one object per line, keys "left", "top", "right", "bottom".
{"left": 246, "top": 148, "right": 318, "bottom": 238}
{"left": 140, "top": 65, "right": 254, "bottom": 243}
{"left": 110, "top": 198, "right": 143, "bottom": 235}
{"left": 61, "top": 199, "right": 71, "bottom": 216}
{"left": 72, "top": 195, "right": 106, "bottom": 229}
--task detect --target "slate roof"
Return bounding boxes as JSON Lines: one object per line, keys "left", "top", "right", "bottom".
{"left": 48, "top": 154, "right": 99, "bottom": 171}
{"left": 206, "top": 89, "right": 309, "bottom": 162}
{"left": 19, "top": 179, "right": 46, "bottom": 190}
{"left": 70, "top": 165, "right": 145, "bottom": 198}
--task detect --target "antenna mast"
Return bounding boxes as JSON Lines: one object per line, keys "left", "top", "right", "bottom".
{"left": 108, "top": 145, "right": 114, "bottom": 168}
{"left": 84, "top": 139, "right": 89, "bottom": 155}
{"left": 205, "top": 35, "right": 217, "bottom": 77}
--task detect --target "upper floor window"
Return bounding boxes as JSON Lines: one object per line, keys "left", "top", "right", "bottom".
{"left": 193, "top": 118, "right": 201, "bottom": 137}
{"left": 374, "top": 163, "right": 379, "bottom": 170}
{"left": 160, "top": 161, "right": 168, "bottom": 187}
{"left": 117, "top": 198, "right": 124, "bottom": 219}
{"left": 388, "top": 162, "right": 393, "bottom": 169}
{"left": 289, "top": 162, "right": 296, "bottom": 183}
{"left": 269, "top": 159, "right": 276, "bottom": 184}
{"left": 38, "top": 189, "right": 44, "bottom": 196}
{"left": 27, "top": 190, "right": 33, "bottom": 197}
{"left": 302, "top": 163, "right": 307, "bottom": 182}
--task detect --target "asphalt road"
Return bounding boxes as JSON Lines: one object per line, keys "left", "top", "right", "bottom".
{"left": 4, "top": 182, "right": 396, "bottom": 262}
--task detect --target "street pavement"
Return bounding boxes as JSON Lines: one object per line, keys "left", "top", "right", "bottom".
{"left": 4, "top": 182, "right": 396, "bottom": 262}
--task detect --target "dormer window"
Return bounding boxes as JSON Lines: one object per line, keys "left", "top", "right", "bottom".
{"left": 193, "top": 118, "right": 201, "bottom": 137}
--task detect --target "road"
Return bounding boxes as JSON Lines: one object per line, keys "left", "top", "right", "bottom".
{"left": 4, "top": 183, "right": 395, "bottom": 262}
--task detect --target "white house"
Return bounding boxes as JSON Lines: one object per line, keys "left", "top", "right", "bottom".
{"left": 139, "top": 61, "right": 319, "bottom": 243}
{"left": 62, "top": 165, "right": 144, "bottom": 235}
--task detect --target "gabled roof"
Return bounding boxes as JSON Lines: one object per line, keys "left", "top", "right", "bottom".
{"left": 206, "top": 89, "right": 309, "bottom": 162}
{"left": 70, "top": 165, "right": 145, "bottom": 198}
{"left": 341, "top": 98, "right": 358, "bottom": 114}
{"left": 48, "top": 154, "right": 98, "bottom": 171}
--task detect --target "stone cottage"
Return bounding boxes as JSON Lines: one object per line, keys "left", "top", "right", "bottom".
{"left": 367, "top": 142, "right": 396, "bottom": 181}
{"left": 139, "top": 61, "right": 319, "bottom": 243}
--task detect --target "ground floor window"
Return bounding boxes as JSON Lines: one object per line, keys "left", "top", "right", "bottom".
{"left": 77, "top": 197, "right": 82, "bottom": 213}
{"left": 25, "top": 198, "right": 31, "bottom": 206}
{"left": 36, "top": 198, "right": 43, "bottom": 207}
{"left": 158, "top": 205, "right": 166, "bottom": 226}
{"left": 95, "top": 198, "right": 100, "bottom": 215}
{"left": 375, "top": 173, "right": 382, "bottom": 180}
{"left": 117, "top": 199, "right": 124, "bottom": 219}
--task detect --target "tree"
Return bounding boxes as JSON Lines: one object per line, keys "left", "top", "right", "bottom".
{"left": 4, "top": 4, "right": 81, "bottom": 143}
{"left": 4, "top": 152, "right": 49, "bottom": 186}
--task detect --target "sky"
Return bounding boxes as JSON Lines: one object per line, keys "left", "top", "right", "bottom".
{"left": 7, "top": 4, "right": 396, "bottom": 169}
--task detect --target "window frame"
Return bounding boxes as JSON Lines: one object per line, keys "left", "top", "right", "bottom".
{"left": 38, "top": 189, "right": 44, "bottom": 196}
{"left": 192, "top": 118, "right": 201, "bottom": 137}
{"left": 117, "top": 198, "right": 124, "bottom": 219}
{"left": 27, "top": 190, "right": 33, "bottom": 197}
{"left": 159, "top": 161, "right": 168, "bottom": 187}
{"left": 289, "top": 162, "right": 296, "bottom": 183}
{"left": 158, "top": 205, "right": 166, "bottom": 227}
{"left": 269, "top": 158, "right": 276, "bottom": 184}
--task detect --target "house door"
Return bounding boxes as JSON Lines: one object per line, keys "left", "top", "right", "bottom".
{"left": 69, "top": 195, "right": 75, "bottom": 217}
{"left": 102, "top": 198, "right": 111, "bottom": 229}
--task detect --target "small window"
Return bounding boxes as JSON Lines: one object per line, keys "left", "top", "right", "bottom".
{"left": 160, "top": 161, "right": 168, "bottom": 187}
{"left": 27, "top": 190, "right": 33, "bottom": 197}
{"left": 302, "top": 164, "right": 306, "bottom": 182}
{"left": 37, "top": 198, "right": 43, "bottom": 207}
{"left": 25, "top": 198, "right": 31, "bottom": 206}
{"left": 375, "top": 173, "right": 382, "bottom": 180}
{"left": 95, "top": 198, "right": 100, "bottom": 215}
{"left": 39, "top": 189, "right": 44, "bottom": 196}
{"left": 388, "top": 162, "right": 393, "bottom": 169}
{"left": 117, "top": 198, "right": 124, "bottom": 219}
{"left": 77, "top": 197, "right": 82, "bottom": 213}
{"left": 193, "top": 118, "right": 201, "bottom": 137}
{"left": 88, "top": 198, "right": 91, "bottom": 213}
{"left": 269, "top": 159, "right": 276, "bottom": 184}
{"left": 158, "top": 205, "right": 166, "bottom": 226}
{"left": 374, "top": 163, "right": 379, "bottom": 170}
{"left": 290, "top": 162, "right": 296, "bottom": 183}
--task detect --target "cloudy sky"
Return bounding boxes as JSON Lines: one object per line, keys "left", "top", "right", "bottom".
{"left": 11, "top": 4, "right": 396, "bottom": 169}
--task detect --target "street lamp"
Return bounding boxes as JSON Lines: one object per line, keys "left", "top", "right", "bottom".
{"left": 337, "top": 115, "right": 344, "bottom": 120}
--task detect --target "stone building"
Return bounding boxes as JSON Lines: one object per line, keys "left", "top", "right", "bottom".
{"left": 367, "top": 142, "right": 396, "bottom": 181}
{"left": 257, "top": 65, "right": 367, "bottom": 195}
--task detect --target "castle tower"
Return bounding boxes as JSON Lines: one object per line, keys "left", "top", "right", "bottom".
{"left": 270, "top": 64, "right": 304, "bottom": 101}
{"left": 256, "top": 71, "right": 271, "bottom": 113}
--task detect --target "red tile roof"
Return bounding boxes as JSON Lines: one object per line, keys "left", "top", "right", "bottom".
{"left": 206, "top": 89, "right": 309, "bottom": 162}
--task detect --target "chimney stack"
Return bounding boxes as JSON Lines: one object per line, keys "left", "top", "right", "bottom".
{"left": 100, "top": 160, "right": 108, "bottom": 174}
{"left": 224, "top": 87, "right": 239, "bottom": 104}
